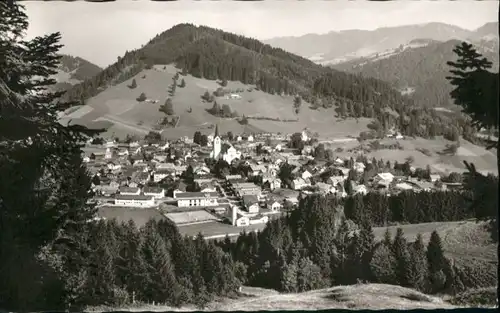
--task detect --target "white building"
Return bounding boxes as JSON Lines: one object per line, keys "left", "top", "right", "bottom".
{"left": 267, "top": 200, "right": 282, "bottom": 212}
{"left": 247, "top": 135, "right": 254, "bottom": 142}
{"left": 104, "top": 147, "right": 113, "bottom": 159}
{"left": 115, "top": 195, "right": 155, "bottom": 207}
{"left": 242, "top": 195, "right": 260, "bottom": 213}
{"left": 176, "top": 192, "right": 219, "bottom": 207}
{"left": 301, "top": 170, "right": 313, "bottom": 180}
{"left": 153, "top": 169, "right": 174, "bottom": 182}
{"left": 119, "top": 186, "right": 141, "bottom": 196}
{"left": 301, "top": 129, "right": 309, "bottom": 142}
{"left": 107, "top": 162, "right": 122, "bottom": 171}
{"left": 292, "top": 177, "right": 309, "bottom": 190}
{"left": 222, "top": 146, "right": 242, "bottom": 164}
{"left": 143, "top": 187, "right": 165, "bottom": 199}
{"left": 353, "top": 162, "right": 366, "bottom": 173}
{"left": 210, "top": 124, "right": 222, "bottom": 160}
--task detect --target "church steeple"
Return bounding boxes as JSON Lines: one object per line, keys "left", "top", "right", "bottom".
{"left": 214, "top": 124, "right": 219, "bottom": 138}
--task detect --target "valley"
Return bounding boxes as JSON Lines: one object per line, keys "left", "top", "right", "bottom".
{"left": 3, "top": 1, "right": 499, "bottom": 312}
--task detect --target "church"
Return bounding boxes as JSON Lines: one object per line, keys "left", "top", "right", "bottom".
{"left": 209, "top": 124, "right": 242, "bottom": 163}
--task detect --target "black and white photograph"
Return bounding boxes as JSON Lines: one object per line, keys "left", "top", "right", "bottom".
{"left": 0, "top": 0, "right": 498, "bottom": 311}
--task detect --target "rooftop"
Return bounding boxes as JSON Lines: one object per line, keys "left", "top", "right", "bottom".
{"left": 175, "top": 192, "right": 219, "bottom": 199}
{"left": 115, "top": 194, "right": 154, "bottom": 201}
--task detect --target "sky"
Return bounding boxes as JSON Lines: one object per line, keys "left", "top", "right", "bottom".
{"left": 24, "top": 0, "right": 499, "bottom": 68}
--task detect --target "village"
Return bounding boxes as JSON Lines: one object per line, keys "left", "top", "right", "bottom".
{"left": 84, "top": 125, "right": 460, "bottom": 240}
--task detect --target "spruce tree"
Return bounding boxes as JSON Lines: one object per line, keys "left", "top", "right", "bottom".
{"left": 129, "top": 78, "right": 137, "bottom": 89}
{"left": 358, "top": 218, "right": 375, "bottom": 281}
{"left": 426, "top": 231, "right": 447, "bottom": 293}
{"left": 142, "top": 226, "right": 181, "bottom": 305}
{"left": 447, "top": 42, "right": 497, "bottom": 131}
{"left": 137, "top": 92, "right": 147, "bottom": 102}
{"left": 382, "top": 228, "right": 392, "bottom": 246}
{"left": 407, "top": 234, "right": 428, "bottom": 291}
{"left": 392, "top": 228, "right": 412, "bottom": 287}
{"left": 279, "top": 254, "right": 298, "bottom": 292}
{"left": 296, "top": 257, "right": 325, "bottom": 292}
{"left": 0, "top": 2, "right": 100, "bottom": 310}
{"left": 161, "top": 98, "right": 174, "bottom": 115}
{"left": 369, "top": 243, "right": 397, "bottom": 284}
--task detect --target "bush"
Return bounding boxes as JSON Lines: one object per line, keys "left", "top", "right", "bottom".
{"left": 136, "top": 93, "right": 147, "bottom": 102}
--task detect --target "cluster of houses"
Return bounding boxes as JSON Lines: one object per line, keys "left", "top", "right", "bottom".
{"left": 84, "top": 125, "right": 453, "bottom": 228}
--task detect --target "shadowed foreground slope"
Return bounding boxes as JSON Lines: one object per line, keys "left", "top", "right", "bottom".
{"left": 86, "top": 284, "right": 462, "bottom": 312}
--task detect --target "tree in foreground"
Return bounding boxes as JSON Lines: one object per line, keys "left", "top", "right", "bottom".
{"left": 447, "top": 42, "right": 499, "bottom": 237}
{"left": 0, "top": 2, "right": 101, "bottom": 310}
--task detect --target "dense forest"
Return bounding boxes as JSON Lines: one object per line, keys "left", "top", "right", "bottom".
{"left": 333, "top": 39, "right": 499, "bottom": 109}
{"left": 41, "top": 190, "right": 496, "bottom": 309}
{"left": 62, "top": 23, "right": 496, "bottom": 144}
{"left": 62, "top": 23, "right": 413, "bottom": 117}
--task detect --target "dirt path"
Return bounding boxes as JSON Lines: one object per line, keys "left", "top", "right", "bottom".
{"left": 97, "top": 115, "right": 151, "bottom": 134}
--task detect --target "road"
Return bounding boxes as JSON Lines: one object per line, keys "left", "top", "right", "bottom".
{"left": 96, "top": 115, "right": 152, "bottom": 134}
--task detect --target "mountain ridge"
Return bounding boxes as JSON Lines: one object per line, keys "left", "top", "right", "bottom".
{"left": 331, "top": 39, "right": 499, "bottom": 108}
{"left": 264, "top": 22, "right": 498, "bottom": 65}
{"left": 52, "top": 54, "right": 103, "bottom": 91}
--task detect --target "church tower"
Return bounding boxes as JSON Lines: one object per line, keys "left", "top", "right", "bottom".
{"left": 212, "top": 124, "right": 221, "bottom": 160}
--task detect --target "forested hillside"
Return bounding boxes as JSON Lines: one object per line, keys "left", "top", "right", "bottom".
{"left": 61, "top": 24, "right": 495, "bottom": 144}
{"left": 51, "top": 54, "right": 102, "bottom": 91}
{"left": 63, "top": 24, "right": 413, "bottom": 113}
{"left": 332, "top": 39, "right": 499, "bottom": 109}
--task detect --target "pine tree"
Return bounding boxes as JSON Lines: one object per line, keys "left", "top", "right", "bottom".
{"left": 142, "top": 226, "right": 181, "bottom": 305}
{"left": 129, "top": 78, "right": 137, "bottom": 89}
{"left": 137, "top": 92, "right": 147, "bottom": 102}
{"left": 296, "top": 257, "right": 325, "bottom": 292}
{"left": 382, "top": 228, "right": 392, "bottom": 246}
{"left": 210, "top": 101, "right": 221, "bottom": 116}
{"left": 0, "top": 2, "right": 100, "bottom": 310}
{"left": 392, "top": 228, "right": 412, "bottom": 287}
{"left": 160, "top": 98, "right": 174, "bottom": 115}
{"left": 369, "top": 244, "right": 397, "bottom": 284}
{"left": 447, "top": 42, "right": 498, "bottom": 142}
{"left": 193, "top": 131, "right": 202, "bottom": 145}
{"left": 407, "top": 234, "right": 427, "bottom": 291}
{"left": 358, "top": 218, "right": 375, "bottom": 281}
{"left": 426, "top": 231, "right": 447, "bottom": 293}
{"left": 278, "top": 254, "right": 298, "bottom": 292}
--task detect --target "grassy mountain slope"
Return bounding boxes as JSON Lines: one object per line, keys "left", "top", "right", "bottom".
{"left": 52, "top": 54, "right": 102, "bottom": 91}
{"left": 331, "top": 39, "right": 499, "bottom": 108}
{"left": 264, "top": 22, "right": 472, "bottom": 65}
{"left": 61, "top": 64, "right": 372, "bottom": 139}
{"left": 61, "top": 23, "right": 415, "bottom": 138}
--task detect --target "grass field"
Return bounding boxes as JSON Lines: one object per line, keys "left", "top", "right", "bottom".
{"left": 372, "top": 220, "right": 497, "bottom": 264}
{"left": 60, "top": 64, "right": 370, "bottom": 140}
{"left": 325, "top": 136, "right": 497, "bottom": 175}
{"left": 86, "top": 284, "right": 462, "bottom": 312}
{"left": 165, "top": 210, "right": 220, "bottom": 225}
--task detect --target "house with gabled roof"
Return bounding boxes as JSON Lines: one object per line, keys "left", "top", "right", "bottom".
{"left": 119, "top": 186, "right": 141, "bottom": 196}
{"left": 143, "top": 186, "right": 165, "bottom": 198}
